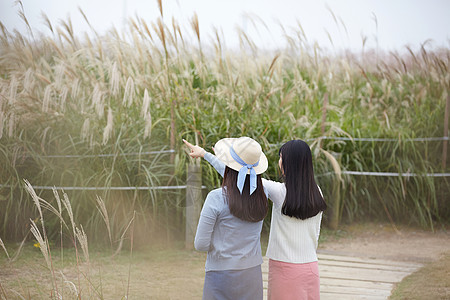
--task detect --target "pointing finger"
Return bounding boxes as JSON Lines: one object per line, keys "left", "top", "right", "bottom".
{"left": 183, "top": 139, "right": 194, "bottom": 149}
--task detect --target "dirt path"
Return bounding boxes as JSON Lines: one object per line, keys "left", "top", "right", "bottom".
{"left": 317, "top": 223, "right": 450, "bottom": 263}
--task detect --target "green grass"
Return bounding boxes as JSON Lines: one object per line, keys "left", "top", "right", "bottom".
{"left": 390, "top": 252, "right": 450, "bottom": 299}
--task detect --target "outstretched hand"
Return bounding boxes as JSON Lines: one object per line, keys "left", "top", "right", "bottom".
{"left": 183, "top": 139, "right": 206, "bottom": 158}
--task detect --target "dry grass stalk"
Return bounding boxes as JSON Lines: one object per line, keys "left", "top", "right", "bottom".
{"left": 61, "top": 192, "right": 82, "bottom": 297}
{"left": 15, "top": 0, "right": 34, "bottom": 40}
{"left": 60, "top": 86, "right": 68, "bottom": 112}
{"left": 157, "top": 0, "right": 163, "bottom": 17}
{"left": 0, "top": 111, "right": 4, "bottom": 139}
{"left": 92, "top": 83, "right": 104, "bottom": 118}
{"left": 112, "top": 212, "right": 136, "bottom": 258}
{"left": 0, "top": 282, "right": 9, "bottom": 299}
{"left": 41, "top": 12, "right": 53, "bottom": 34}
{"left": 30, "top": 219, "right": 50, "bottom": 269}
{"left": 140, "top": 18, "right": 154, "bottom": 41}
{"left": 24, "top": 181, "right": 60, "bottom": 294}
{"left": 96, "top": 196, "right": 112, "bottom": 249}
{"left": 8, "top": 289, "right": 26, "bottom": 300}
{"left": 0, "top": 236, "right": 10, "bottom": 260}
{"left": 81, "top": 118, "right": 90, "bottom": 141}
{"left": 154, "top": 18, "right": 167, "bottom": 55}
{"left": 54, "top": 64, "right": 65, "bottom": 90}
{"left": 109, "top": 62, "right": 120, "bottom": 96}
{"left": 61, "top": 192, "right": 76, "bottom": 237}
{"left": 42, "top": 84, "right": 52, "bottom": 112}
{"left": 126, "top": 211, "right": 136, "bottom": 300}
{"left": 75, "top": 225, "right": 89, "bottom": 264}
{"left": 10, "top": 230, "right": 30, "bottom": 262}
{"left": 7, "top": 112, "right": 14, "bottom": 137}
{"left": 23, "top": 180, "right": 44, "bottom": 226}
{"left": 319, "top": 148, "right": 342, "bottom": 181}
{"left": 60, "top": 271, "right": 79, "bottom": 298}
{"left": 142, "top": 88, "right": 150, "bottom": 117}
{"left": 122, "top": 77, "right": 135, "bottom": 107}
{"left": 102, "top": 108, "right": 113, "bottom": 145}
{"left": 78, "top": 7, "right": 98, "bottom": 37}
{"left": 52, "top": 188, "right": 65, "bottom": 266}
{"left": 144, "top": 111, "right": 152, "bottom": 139}
{"left": 191, "top": 13, "right": 200, "bottom": 43}
{"left": 8, "top": 75, "right": 17, "bottom": 105}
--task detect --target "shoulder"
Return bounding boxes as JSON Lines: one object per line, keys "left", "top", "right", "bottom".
{"left": 207, "top": 188, "right": 223, "bottom": 197}
{"left": 262, "top": 178, "right": 284, "bottom": 190}
{"left": 201, "top": 188, "right": 225, "bottom": 215}
{"left": 204, "top": 188, "right": 225, "bottom": 206}
{"left": 262, "top": 178, "right": 285, "bottom": 206}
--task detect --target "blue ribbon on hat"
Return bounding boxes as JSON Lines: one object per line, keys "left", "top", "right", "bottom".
{"left": 229, "top": 145, "right": 259, "bottom": 195}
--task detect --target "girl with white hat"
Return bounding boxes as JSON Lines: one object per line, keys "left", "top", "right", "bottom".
{"left": 185, "top": 138, "right": 327, "bottom": 300}
{"left": 184, "top": 137, "right": 268, "bottom": 300}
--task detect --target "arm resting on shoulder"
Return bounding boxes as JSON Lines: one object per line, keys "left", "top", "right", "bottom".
{"left": 261, "top": 178, "right": 284, "bottom": 205}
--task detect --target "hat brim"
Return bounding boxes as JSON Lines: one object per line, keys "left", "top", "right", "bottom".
{"left": 214, "top": 138, "right": 268, "bottom": 175}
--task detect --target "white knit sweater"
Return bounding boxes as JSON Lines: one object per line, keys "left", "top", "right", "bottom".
{"left": 263, "top": 179, "right": 322, "bottom": 263}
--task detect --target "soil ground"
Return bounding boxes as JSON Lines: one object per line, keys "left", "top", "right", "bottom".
{"left": 0, "top": 222, "right": 449, "bottom": 299}
{"left": 318, "top": 222, "right": 450, "bottom": 263}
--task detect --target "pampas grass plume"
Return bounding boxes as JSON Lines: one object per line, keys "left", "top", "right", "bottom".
{"left": 102, "top": 107, "right": 113, "bottom": 145}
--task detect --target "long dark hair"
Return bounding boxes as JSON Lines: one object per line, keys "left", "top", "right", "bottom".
{"left": 279, "top": 140, "right": 327, "bottom": 219}
{"left": 222, "top": 166, "right": 268, "bottom": 222}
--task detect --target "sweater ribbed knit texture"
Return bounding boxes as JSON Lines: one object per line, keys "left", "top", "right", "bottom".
{"left": 263, "top": 179, "right": 322, "bottom": 263}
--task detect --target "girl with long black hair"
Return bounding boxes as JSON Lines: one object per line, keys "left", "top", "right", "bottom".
{"left": 264, "top": 140, "right": 327, "bottom": 300}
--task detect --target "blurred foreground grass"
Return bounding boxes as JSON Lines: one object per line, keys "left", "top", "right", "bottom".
{"left": 0, "top": 243, "right": 205, "bottom": 299}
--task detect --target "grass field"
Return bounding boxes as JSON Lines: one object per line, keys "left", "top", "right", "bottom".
{"left": 1, "top": 224, "right": 449, "bottom": 299}
{"left": 389, "top": 253, "right": 450, "bottom": 299}
{"left": 1, "top": 4, "right": 448, "bottom": 243}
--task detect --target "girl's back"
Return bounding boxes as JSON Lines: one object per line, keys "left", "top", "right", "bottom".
{"left": 195, "top": 188, "right": 263, "bottom": 271}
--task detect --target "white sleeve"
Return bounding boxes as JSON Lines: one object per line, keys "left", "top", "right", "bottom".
{"left": 204, "top": 152, "right": 225, "bottom": 177}
{"left": 261, "top": 178, "right": 284, "bottom": 207}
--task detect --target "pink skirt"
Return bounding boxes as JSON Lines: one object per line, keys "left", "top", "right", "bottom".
{"left": 268, "top": 259, "right": 320, "bottom": 300}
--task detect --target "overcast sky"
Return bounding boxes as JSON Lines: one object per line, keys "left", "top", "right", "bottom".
{"left": 1, "top": 0, "right": 449, "bottom": 51}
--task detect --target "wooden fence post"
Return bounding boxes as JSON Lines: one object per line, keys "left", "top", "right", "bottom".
{"left": 320, "top": 93, "right": 329, "bottom": 148}
{"left": 321, "top": 93, "right": 329, "bottom": 137}
{"left": 329, "top": 174, "right": 341, "bottom": 230}
{"left": 185, "top": 163, "right": 202, "bottom": 249}
{"left": 320, "top": 92, "right": 341, "bottom": 229}
{"left": 443, "top": 95, "right": 449, "bottom": 169}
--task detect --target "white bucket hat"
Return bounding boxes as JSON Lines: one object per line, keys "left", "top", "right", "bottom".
{"left": 214, "top": 137, "right": 268, "bottom": 194}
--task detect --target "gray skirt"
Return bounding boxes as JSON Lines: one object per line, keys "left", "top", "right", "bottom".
{"left": 202, "top": 265, "right": 263, "bottom": 300}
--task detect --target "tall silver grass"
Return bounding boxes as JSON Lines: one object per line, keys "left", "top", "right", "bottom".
{"left": 0, "top": 1, "right": 448, "bottom": 247}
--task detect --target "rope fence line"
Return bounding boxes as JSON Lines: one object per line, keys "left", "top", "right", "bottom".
{"left": 269, "top": 136, "right": 448, "bottom": 146}
{"left": 36, "top": 149, "right": 175, "bottom": 158}
{"left": 2, "top": 135, "right": 447, "bottom": 191}
{"left": 13, "top": 136, "right": 449, "bottom": 158}
{"left": 0, "top": 184, "right": 207, "bottom": 191}
{"left": 316, "top": 171, "right": 450, "bottom": 177}
{"left": 1, "top": 171, "right": 448, "bottom": 192}
{"left": 308, "top": 136, "right": 449, "bottom": 142}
